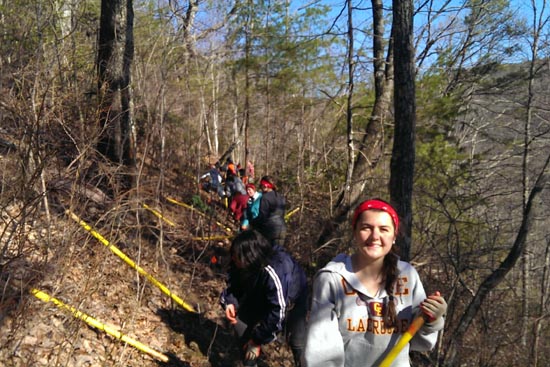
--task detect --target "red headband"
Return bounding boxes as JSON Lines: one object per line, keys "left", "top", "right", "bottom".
{"left": 246, "top": 183, "right": 256, "bottom": 191}
{"left": 352, "top": 199, "right": 399, "bottom": 231}
{"left": 259, "top": 179, "right": 274, "bottom": 190}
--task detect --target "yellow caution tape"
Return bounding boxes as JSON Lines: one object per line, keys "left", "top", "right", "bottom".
{"left": 165, "top": 196, "right": 233, "bottom": 234}
{"left": 142, "top": 203, "right": 176, "bottom": 227}
{"left": 284, "top": 207, "right": 300, "bottom": 222}
{"left": 166, "top": 197, "right": 207, "bottom": 217}
{"left": 67, "top": 210, "right": 196, "bottom": 313}
{"left": 31, "top": 288, "right": 169, "bottom": 363}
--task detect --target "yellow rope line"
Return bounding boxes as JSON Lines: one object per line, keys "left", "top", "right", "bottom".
{"left": 142, "top": 203, "right": 176, "bottom": 227}
{"left": 165, "top": 196, "right": 233, "bottom": 234}
{"left": 31, "top": 288, "right": 169, "bottom": 363}
{"left": 285, "top": 207, "right": 301, "bottom": 221}
{"left": 67, "top": 210, "right": 196, "bottom": 313}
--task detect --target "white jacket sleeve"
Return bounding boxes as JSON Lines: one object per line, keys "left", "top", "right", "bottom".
{"left": 304, "top": 271, "right": 345, "bottom": 367}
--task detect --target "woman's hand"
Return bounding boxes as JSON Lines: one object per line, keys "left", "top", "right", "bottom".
{"left": 421, "top": 291, "right": 447, "bottom": 322}
{"left": 225, "top": 304, "right": 238, "bottom": 324}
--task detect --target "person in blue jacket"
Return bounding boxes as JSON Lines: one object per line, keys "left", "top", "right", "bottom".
{"left": 220, "top": 230, "right": 307, "bottom": 367}
{"left": 199, "top": 163, "right": 225, "bottom": 199}
{"left": 241, "top": 183, "right": 262, "bottom": 230}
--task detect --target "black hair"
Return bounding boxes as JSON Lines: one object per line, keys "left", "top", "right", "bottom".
{"left": 230, "top": 230, "right": 274, "bottom": 270}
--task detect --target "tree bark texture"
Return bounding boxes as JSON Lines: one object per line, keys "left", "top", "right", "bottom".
{"left": 390, "top": 0, "right": 415, "bottom": 261}
{"left": 97, "top": 0, "right": 135, "bottom": 190}
{"left": 343, "top": 0, "right": 355, "bottom": 210}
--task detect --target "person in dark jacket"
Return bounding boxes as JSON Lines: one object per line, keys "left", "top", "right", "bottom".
{"left": 199, "top": 163, "right": 225, "bottom": 199}
{"left": 251, "top": 175, "right": 286, "bottom": 247}
{"left": 220, "top": 230, "right": 307, "bottom": 367}
{"left": 225, "top": 173, "right": 247, "bottom": 198}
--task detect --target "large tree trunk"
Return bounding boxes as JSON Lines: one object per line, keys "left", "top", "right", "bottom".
{"left": 389, "top": 0, "right": 415, "bottom": 261}
{"left": 97, "top": 0, "right": 135, "bottom": 192}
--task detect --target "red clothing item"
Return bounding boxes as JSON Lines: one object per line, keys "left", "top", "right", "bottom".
{"left": 230, "top": 193, "right": 249, "bottom": 221}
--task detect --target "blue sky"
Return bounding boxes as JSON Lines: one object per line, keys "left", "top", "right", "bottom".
{"left": 288, "top": 0, "right": 547, "bottom": 66}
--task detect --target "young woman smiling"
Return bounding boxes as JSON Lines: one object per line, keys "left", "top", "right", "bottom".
{"left": 304, "top": 199, "right": 447, "bottom": 367}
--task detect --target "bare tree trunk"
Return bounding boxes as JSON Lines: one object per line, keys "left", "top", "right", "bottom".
{"left": 56, "top": 0, "right": 71, "bottom": 70}
{"left": 168, "top": 0, "right": 198, "bottom": 62}
{"left": 233, "top": 71, "right": 242, "bottom": 163}
{"left": 97, "top": 0, "right": 135, "bottom": 192}
{"left": 316, "top": 0, "right": 393, "bottom": 247}
{"left": 342, "top": 0, "right": 355, "bottom": 209}
{"left": 243, "top": 0, "right": 252, "bottom": 171}
{"left": 264, "top": 53, "right": 271, "bottom": 175}
{"left": 347, "top": 0, "right": 394, "bottom": 207}
{"left": 390, "top": 0, "right": 415, "bottom": 261}
{"left": 183, "top": 0, "right": 198, "bottom": 58}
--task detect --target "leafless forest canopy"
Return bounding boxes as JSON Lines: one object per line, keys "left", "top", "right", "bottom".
{"left": 0, "top": 1, "right": 549, "bottom": 366}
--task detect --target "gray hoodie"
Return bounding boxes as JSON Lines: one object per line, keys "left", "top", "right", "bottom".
{"left": 304, "top": 254, "right": 444, "bottom": 367}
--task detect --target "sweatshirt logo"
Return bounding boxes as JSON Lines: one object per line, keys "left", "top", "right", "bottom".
{"left": 346, "top": 317, "right": 410, "bottom": 334}
{"left": 339, "top": 275, "right": 413, "bottom": 335}
{"left": 370, "top": 302, "right": 384, "bottom": 317}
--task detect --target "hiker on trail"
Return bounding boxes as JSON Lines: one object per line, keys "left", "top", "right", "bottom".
{"left": 226, "top": 175, "right": 249, "bottom": 223}
{"left": 230, "top": 192, "right": 249, "bottom": 223}
{"left": 225, "top": 174, "right": 247, "bottom": 198}
{"left": 225, "top": 157, "right": 237, "bottom": 177}
{"left": 304, "top": 199, "right": 447, "bottom": 367}
{"left": 251, "top": 176, "right": 286, "bottom": 247}
{"left": 199, "top": 163, "right": 225, "bottom": 199}
{"left": 220, "top": 230, "right": 307, "bottom": 367}
{"left": 241, "top": 183, "right": 262, "bottom": 231}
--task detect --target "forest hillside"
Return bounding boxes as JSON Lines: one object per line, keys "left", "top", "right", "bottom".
{"left": 1, "top": 1, "right": 550, "bottom": 367}
{"left": 0, "top": 142, "right": 319, "bottom": 366}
